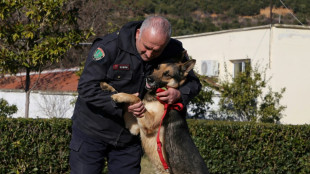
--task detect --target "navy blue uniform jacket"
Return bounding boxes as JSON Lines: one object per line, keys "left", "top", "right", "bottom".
{"left": 72, "top": 21, "right": 202, "bottom": 147}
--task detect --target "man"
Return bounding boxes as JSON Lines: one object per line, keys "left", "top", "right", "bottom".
{"left": 69, "top": 16, "right": 201, "bottom": 174}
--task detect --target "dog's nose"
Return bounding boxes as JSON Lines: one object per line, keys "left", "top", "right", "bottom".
{"left": 146, "top": 76, "right": 154, "bottom": 83}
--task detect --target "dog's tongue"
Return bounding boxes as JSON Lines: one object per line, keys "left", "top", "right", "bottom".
{"left": 146, "top": 82, "right": 151, "bottom": 89}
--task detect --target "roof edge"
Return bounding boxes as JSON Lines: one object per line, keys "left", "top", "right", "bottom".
{"left": 173, "top": 25, "right": 271, "bottom": 39}
{"left": 273, "top": 23, "right": 310, "bottom": 30}
{"left": 173, "top": 24, "right": 310, "bottom": 39}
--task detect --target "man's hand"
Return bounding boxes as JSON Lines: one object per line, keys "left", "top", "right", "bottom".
{"left": 156, "top": 88, "right": 181, "bottom": 104}
{"left": 127, "top": 93, "right": 145, "bottom": 118}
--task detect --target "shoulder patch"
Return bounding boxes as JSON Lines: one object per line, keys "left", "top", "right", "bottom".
{"left": 93, "top": 47, "right": 105, "bottom": 61}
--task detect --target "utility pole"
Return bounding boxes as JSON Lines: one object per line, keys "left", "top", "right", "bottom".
{"left": 269, "top": 0, "right": 273, "bottom": 69}
{"left": 270, "top": 0, "right": 273, "bottom": 24}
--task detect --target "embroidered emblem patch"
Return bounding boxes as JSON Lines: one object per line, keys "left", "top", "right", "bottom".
{"left": 93, "top": 48, "right": 105, "bottom": 61}
{"left": 113, "top": 64, "right": 130, "bottom": 70}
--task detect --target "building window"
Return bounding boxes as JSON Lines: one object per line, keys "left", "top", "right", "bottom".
{"left": 230, "top": 59, "right": 251, "bottom": 77}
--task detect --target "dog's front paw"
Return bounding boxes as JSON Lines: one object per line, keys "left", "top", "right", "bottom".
{"left": 129, "top": 125, "right": 140, "bottom": 135}
{"left": 100, "top": 82, "right": 116, "bottom": 92}
{"left": 111, "top": 93, "right": 123, "bottom": 103}
{"left": 111, "top": 93, "right": 141, "bottom": 104}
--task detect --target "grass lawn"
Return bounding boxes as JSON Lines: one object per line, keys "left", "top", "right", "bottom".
{"left": 141, "top": 155, "right": 156, "bottom": 174}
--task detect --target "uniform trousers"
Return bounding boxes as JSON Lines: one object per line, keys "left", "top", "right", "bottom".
{"left": 69, "top": 128, "right": 142, "bottom": 174}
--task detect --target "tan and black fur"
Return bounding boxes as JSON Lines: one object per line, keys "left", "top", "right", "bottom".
{"left": 100, "top": 54, "right": 208, "bottom": 174}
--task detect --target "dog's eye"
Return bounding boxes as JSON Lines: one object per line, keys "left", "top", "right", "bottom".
{"left": 163, "top": 71, "right": 171, "bottom": 77}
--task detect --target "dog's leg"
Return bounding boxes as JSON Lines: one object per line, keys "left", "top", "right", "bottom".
{"left": 123, "top": 112, "right": 140, "bottom": 135}
{"left": 112, "top": 93, "right": 170, "bottom": 174}
{"left": 138, "top": 101, "right": 165, "bottom": 135}
{"left": 164, "top": 110, "right": 209, "bottom": 174}
{"left": 111, "top": 93, "right": 140, "bottom": 104}
{"left": 111, "top": 93, "right": 142, "bottom": 135}
{"left": 136, "top": 102, "right": 169, "bottom": 174}
{"left": 111, "top": 93, "right": 163, "bottom": 135}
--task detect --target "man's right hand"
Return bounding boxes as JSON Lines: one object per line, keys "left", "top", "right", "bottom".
{"left": 127, "top": 93, "right": 145, "bottom": 118}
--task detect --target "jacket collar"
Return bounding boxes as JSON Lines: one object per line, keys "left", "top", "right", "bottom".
{"left": 117, "top": 21, "right": 142, "bottom": 56}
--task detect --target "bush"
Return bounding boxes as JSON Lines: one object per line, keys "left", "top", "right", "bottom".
{"left": 1, "top": 118, "right": 309, "bottom": 173}
{"left": 0, "top": 118, "right": 71, "bottom": 173}
{"left": 0, "top": 98, "right": 18, "bottom": 118}
{"left": 188, "top": 119, "right": 310, "bottom": 174}
{"left": 218, "top": 64, "right": 286, "bottom": 123}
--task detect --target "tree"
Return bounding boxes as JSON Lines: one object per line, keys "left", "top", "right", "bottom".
{"left": 36, "top": 94, "right": 72, "bottom": 118}
{"left": 0, "top": 0, "right": 92, "bottom": 118}
{"left": 188, "top": 74, "right": 214, "bottom": 119}
{"left": 258, "top": 87, "right": 286, "bottom": 123}
{"left": 217, "top": 64, "right": 286, "bottom": 123}
{"left": 0, "top": 98, "right": 17, "bottom": 118}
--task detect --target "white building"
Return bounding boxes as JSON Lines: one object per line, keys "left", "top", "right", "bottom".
{"left": 175, "top": 24, "right": 310, "bottom": 124}
{"left": 1, "top": 24, "right": 309, "bottom": 124}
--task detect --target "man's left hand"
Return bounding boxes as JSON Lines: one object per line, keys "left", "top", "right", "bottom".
{"left": 157, "top": 88, "right": 181, "bottom": 104}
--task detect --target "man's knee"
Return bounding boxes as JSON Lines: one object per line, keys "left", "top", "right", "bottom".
{"left": 107, "top": 143, "right": 142, "bottom": 174}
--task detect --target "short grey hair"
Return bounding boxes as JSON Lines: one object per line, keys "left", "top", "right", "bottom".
{"left": 139, "top": 16, "right": 172, "bottom": 39}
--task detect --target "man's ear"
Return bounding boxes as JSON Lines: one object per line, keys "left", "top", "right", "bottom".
{"left": 182, "top": 59, "right": 196, "bottom": 76}
{"left": 136, "top": 28, "right": 140, "bottom": 40}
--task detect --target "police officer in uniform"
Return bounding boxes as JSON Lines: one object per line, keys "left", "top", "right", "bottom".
{"left": 69, "top": 16, "right": 201, "bottom": 174}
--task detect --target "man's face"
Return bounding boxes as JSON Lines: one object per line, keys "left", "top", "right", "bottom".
{"left": 135, "top": 28, "right": 168, "bottom": 61}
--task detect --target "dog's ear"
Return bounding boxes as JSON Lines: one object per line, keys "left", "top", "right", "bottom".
{"left": 182, "top": 59, "right": 196, "bottom": 75}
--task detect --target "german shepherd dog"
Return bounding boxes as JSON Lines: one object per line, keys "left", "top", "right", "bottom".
{"left": 100, "top": 54, "right": 209, "bottom": 174}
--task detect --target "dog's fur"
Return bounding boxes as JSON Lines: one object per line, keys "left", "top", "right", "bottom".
{"left": 100, "top": 55, "right": 209, "bottom": 174}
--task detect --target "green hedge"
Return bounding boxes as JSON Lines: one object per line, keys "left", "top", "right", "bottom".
{"left": 1, "top": 118, "right": 310, "bottom": 173}
{"left": 0, "top": 118, "right": 71, "bottom": 174}
{"left": 188, "top": 119, "right": 310, "bottom": 174}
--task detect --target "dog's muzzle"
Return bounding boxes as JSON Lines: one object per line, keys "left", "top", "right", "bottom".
{"left": 145, "top": 77, "right": 157, "bottom": 90}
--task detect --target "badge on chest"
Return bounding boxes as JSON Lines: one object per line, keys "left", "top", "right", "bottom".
{"left": 113, "top": 64, "right": 130, "bottom": 71}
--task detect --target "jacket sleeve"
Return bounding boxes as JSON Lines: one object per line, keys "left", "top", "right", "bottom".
{"left": 160, "top": 39, "right": 202, "bottom": 106}
{"left": 178, "top": 52, "right": 202, "bottom": 106}
{"left": 179, "top": 69, "right": 202, "bottom": 106}
{"left": 77, "top": 40, "right": 123, "bottom": 118}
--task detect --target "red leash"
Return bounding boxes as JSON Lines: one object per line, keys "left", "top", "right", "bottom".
{"left": 156, "top": 88, "right": 184, "bottom": 171}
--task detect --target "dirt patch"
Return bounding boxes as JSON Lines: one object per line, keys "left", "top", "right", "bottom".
{"left": 260, "top": 7, "right": 293, "bottom": 17}
{"left": 206, "top": 7, "right": 293, "bottom": 19}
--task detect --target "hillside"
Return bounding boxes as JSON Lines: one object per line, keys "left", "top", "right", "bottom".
{"left": 58, "top": 0, "right": 310, "bottom": 68}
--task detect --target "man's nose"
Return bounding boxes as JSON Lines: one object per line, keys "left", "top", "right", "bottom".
{"left": 146, "top": 50, "right": 153, "bottom": 58}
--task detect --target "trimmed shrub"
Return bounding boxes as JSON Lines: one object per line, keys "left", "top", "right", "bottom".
{"left": 1, "top": 118, "right": 309, "bottom": 173}
{"left": 188, "top": 119, "right": 310, "bottom": 174}
{"left": 0, "top": 118, "right": 71, "bottom": 174}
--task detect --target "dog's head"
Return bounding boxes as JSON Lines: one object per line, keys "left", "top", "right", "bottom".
{"left": 145, "top": 59, "right": 196, "bottom": 91}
